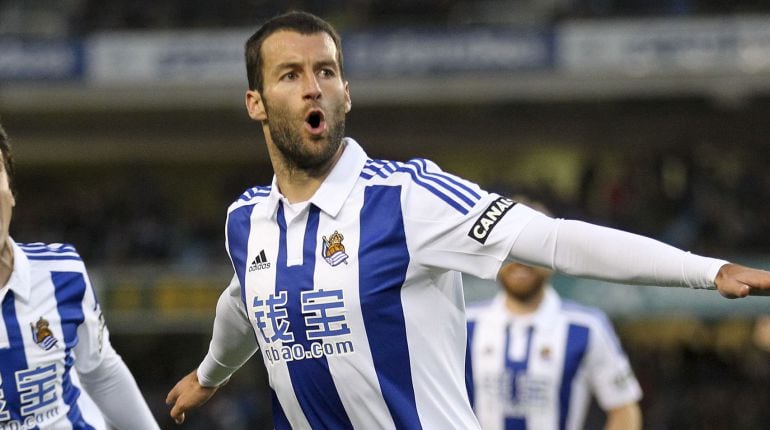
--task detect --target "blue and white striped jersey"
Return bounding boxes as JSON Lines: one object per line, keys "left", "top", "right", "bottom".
{"left": 466, "top": 289, "right": 642, "bottom": 430}
{"left": 0, "top": 240, "right": 107, "bottom": 430}
{"left": 223, "top": 138, "right": 540, "bottom": 429}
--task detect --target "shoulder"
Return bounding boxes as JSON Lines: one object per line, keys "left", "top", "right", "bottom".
{"left": 560, "top": 299, "right": 616, "bottom": 334}
{"left": 17, "top": 241, "right": 83, "bottom": 261}
{"left": 361, "top": 157, "right": 460, "bottom": 183}
{"left": 359, "top": 158, "right": 406, "bottom": 182}
{"left": 17, "top": 241, "right": 87, "bottom": 274}
{"left": 361, "top": 157, "right": 485, "bottom": 215}
{"left": 228, "top": 185, "right": 272, "bottom": 211}
{"left": 360, "top": 157, "right": 449, "bottom": 183}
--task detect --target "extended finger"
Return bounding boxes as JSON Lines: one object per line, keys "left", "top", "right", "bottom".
{"left": 165, "top": 387, "right": 179, "bottom": 405}
{"left": 170, "top": 403, "right": 187, "bottom": 424}
{"left": 741, "top": 269, "right": 770, "bottom": 290}
{"left": 749, "top": 287, "right": 770, "bottom": 296}
{"left": 719, "top": 281, "right": 749, "bottom": 299}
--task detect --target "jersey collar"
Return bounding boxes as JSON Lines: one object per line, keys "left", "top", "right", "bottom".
{"left": 495, "top": 286, "right": 562, "bottom": 328}
{"left": 533, "top": 287, "right": 562, "bottom": 326}
{"left": 0, "top": 239, "right": 31, "bottom": 303}
{"left": 265, "top": 137, "right": 368, "bottom": 219}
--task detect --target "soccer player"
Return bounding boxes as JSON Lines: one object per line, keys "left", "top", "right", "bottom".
{"left": 166, "top": 11, "right": 770, "bottom": 429}
{"left": 467, "top": 261, "right": 642, "bottom": 430}
{"left": 0, "top": 122, "right": 159, "bottom": 429}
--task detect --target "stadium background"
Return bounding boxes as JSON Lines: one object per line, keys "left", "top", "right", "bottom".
{"left": 3, "top": 1, "right": 770, "bottom": 428}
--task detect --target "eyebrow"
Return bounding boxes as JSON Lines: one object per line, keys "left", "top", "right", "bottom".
{"left": 315, "top": 60, "right": 339, "bottom": 70}
{"left": 273, "top": 59, "right": 339, "bottom": 73}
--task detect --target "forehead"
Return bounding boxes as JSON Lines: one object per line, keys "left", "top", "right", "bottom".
{"left": 261, "top": 30, "right": 339, "bottom": 69}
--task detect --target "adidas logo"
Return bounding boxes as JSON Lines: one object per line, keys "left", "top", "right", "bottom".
{"left": 248, "top": 249, "right": 271, "bottom": 272}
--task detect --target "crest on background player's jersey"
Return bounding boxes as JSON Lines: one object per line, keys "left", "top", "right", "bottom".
{"left": 540, "top": 346, "right": 552, "bottom": 361}
{"left": 322, "top": 230, "right": 349, "bottom": 266}
{"left": 31, "top": 316, "right": 58, "bottom": 350}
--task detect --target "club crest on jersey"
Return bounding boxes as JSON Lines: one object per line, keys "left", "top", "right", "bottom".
{"left": 468, "top": 197, "right": 517, "bottom": 244}
{"left": 322, "top": 230, "right": 349, "bottom": 266}
{"left": 30, "top": 317, "right": 58, "bottom": 350}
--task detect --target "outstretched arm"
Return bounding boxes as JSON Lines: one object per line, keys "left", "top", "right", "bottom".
{"left": 509, "top": 211, "right": 770, "bottom": 298}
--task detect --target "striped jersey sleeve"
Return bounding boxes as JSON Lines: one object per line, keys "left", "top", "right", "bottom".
{"left": 362, "top": 157, "right": 539, "bottom": 281}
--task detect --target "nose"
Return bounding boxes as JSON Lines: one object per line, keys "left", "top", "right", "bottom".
{"left": 302, "top": 74, "right": 322, "bottom": 101}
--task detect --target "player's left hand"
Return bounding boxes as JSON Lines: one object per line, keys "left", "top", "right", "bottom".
{"left": 166, "top": 369, "right": 220, "bottom": 425}
{"left": 714, "top": 263, "right": 770, "bottom": 299}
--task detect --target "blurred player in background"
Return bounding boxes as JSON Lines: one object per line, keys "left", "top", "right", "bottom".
{"left": 467, "top": 259, "right": 642, "bottom": 430}
{"left": 166, "top": 10, "right": 770, "bottom": 429}
{"left": 467, "top": 202, "right": 642, "bottom": 430}
{"left": 0, "top": 121, "right": 159, "bottom": 429}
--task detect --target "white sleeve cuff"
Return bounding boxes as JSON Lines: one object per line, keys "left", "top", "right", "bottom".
{"left": 197, "top": 352, "right": 237, "bottom": 388}
{"left": 701, "top": 258, "right": 729, "bottom": 290}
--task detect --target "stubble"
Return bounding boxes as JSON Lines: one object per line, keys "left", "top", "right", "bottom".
{"left": 264, "top": 98, "right": 346, "bottom": 176}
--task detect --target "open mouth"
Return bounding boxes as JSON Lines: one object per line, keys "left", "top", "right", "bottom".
{"left": 305, "top": 110, "right": 325, "bottom": 131}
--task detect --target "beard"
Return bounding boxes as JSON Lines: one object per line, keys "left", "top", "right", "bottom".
{"left": 506, "top": 283, "right": 543, "bottom": 303}
{"left": 264, "top": 98, "right": 346, "bottom": 174}
{"left": 501, "top": 272, "right": 546, "bottom": 303}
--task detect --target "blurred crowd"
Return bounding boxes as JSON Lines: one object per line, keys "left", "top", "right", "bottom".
{"left": 10, "top": 162, "right": 260, "bottom": 267}
{"left": 616, "top": 318, "right": 770, "bottom": 430}
{"left": 504, "top": 141, "right": 770, "bottom": 257}
{"left": 475, "top": 136, "right": 770, "bottom": 264}
{"left": 2, "top": 0, "right": 770, "bottom": 36}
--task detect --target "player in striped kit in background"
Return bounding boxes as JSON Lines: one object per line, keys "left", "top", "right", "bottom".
{"left": 0, "top": 121, "right": 159, "bottom": 429}
{"left": 466, "top": 259, "right": 642, "bottom": 430}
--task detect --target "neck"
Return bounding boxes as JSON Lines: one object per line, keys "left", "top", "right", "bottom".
{"left": 274, "top": 164, "right": 328, "bottom": 203}
{"left": 504, "top": 288, "right": 545, "bottom": 316}
{"left": 268, "top": 140, "right": 345, "bottom": 204}
{"left": 0, "top": 238, "right": 14, "bottom": 289}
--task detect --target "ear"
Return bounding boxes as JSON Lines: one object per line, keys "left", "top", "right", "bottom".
{"left": 343, "top": 81, "right": 352, "bottom": 113}
{"left": 245, "top": 90, "right": 267, "bottom": 121}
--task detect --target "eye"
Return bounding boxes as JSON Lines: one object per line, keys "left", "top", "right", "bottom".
{"left": 319, "top": 68, "right": 335, "bottom": 78}
{"left": 281, "top": 72, "right": 297, "bottom": 81}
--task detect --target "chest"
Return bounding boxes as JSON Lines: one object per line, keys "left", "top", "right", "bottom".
{"left": 243, "top": 204, "right": 363, "bottom": 296}
{"left": 1, "top": 272, "right": 86, "bottom": 369}
{"left": 0, "top": 292, "right": 72, "bottom": 416}
{"left": 230, "top": 187, "right": 413, "bottom": 349}
{"left": 475, "top": 319, "right": 592, "bottom": 384}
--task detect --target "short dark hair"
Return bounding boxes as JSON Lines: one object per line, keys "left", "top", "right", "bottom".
{"left": 0, "top": 121, "right": 15, "bottom": 196}
{"left": 245, "top": 11, "right": 344, "bottom": 92}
